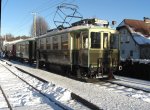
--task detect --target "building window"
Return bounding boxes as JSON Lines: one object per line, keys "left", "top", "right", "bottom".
{"left": 126, "top": 36, "right": 130, "bottom": 43}
{"left": 122, "top": 50, "right": 125, "bottom": 54}
{"left": 130, "top": 50, "right": 133, "bottom": 57}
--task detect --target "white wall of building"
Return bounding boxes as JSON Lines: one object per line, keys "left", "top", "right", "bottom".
{"left": 119, "top": 28, "right": 140, "bottom": 59}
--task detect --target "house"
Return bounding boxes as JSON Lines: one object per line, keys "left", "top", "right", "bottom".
{"left": 117, "top": 18, "right": 150, "bottom": 62}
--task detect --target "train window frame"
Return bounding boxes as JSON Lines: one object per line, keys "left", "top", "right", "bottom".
{"left": 90, "top": 32, "right": 101, "bottom": 49}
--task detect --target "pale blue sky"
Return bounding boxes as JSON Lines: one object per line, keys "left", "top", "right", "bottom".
{"left": 1, "top": 0, "right": 150, "bottom": 37}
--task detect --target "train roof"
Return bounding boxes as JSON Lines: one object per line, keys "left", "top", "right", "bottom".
{"left": 37, "top": 25, "right": 117, "bottom": 39}
{"left": 3, "top": 37, "right": 36, "bottom": 46}
{"left": 35, "top": 18, "right": 117, "bottom": 39}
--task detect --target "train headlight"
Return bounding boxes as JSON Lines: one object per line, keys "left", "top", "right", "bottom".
{"left": 119, "top": 66, "right": 122, "bottom": 71}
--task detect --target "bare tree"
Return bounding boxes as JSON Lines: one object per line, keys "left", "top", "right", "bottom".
{"left": 4, "top": 33, "right": 14, "bottom": 41}
{"left": 30, "top": 16, "right": 49, "bottom": 37}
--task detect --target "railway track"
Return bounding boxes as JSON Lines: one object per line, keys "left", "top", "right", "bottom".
{"left": 94, "top": 79, "right": 150, "bottom": 103}
{"left": 0, "top": 61, "right": 94, "bottom": 110}
{"left": 0, "top": 63, "right": 69, "bottom": 110}
{"left": 3, "top": 65, "right": 69, "bottom": 110}
{"left": 0, "top": 85, "right": 12, "bottom": 110}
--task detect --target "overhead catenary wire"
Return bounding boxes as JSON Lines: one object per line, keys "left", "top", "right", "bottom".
{"left": 13, "top": 0, "right": 67, "bottom": 36}
{"left": 14, "top": 0, "right": 78, "bottom": 37}
{"left": 2, "top": 0, "right": 8, "bottom": 10}
{"left": 37, "top": 0, "right": 67, "bottom": 13}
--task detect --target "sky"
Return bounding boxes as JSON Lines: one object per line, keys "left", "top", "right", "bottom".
{"left": 1, "top": 0, "right": 150, "bottom": 37}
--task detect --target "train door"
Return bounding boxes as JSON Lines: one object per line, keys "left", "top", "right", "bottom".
{"left": 72, "top": 32, "right": 80, "bottom": 65}
{"left": 29, "top": 41, "right": 33, "bottom": 62}
{"left": 79, "top": 31, "right": 89, "bottom": 66}
{"left": 102, "top": 32, "right": 110, "bottom": 73}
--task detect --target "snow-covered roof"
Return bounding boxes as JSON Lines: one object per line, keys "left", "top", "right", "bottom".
{"left": 37, "top": 24, "right": 116, "bottom": 39}
{"left": 117, "top": 19, "right": 150, "bottom": 37}
{"left": 133, "top": 33, "right": 150, "bottom": 45}
{"left": 117, "top": 19, "right": 150, "bottom": 45}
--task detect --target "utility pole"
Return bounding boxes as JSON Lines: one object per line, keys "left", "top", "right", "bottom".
{"left": 31, "top": 12, "right": 37, "bottom": 37}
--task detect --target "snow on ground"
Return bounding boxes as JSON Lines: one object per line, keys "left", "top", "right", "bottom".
{"left": 0, "top": 62, "right": 62, "bottom": 110}
{"left": 2, "top": 59, "right": 150, "bottom": 110}
{"left": 5, "top": 60, "right": 150, "bottom": 110}
{"left": 0, "top": 61, "right": 91, "bottom": 110}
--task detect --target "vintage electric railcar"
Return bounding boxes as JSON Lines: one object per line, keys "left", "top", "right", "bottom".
{"left": 3, "top": 38, "right": 36, "bottom": 63}
{"left": 3, "top": 40, "right": 17, "bottom": 59}
{"left": 15, "top": 38, "right": 36, "bottom": 63}
{"left": 36, "top": 18, "right": 120, "bottom": 78}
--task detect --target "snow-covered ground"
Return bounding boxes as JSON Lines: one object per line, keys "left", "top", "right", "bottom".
{"left": 0, "top": 61, "right": 90, "bottom": 110}
{"left": 1, "top": 59, "right": 150, "bottom": 110}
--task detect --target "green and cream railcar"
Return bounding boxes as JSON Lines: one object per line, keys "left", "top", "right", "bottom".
{"left": 37, "top": 18, "right": 119, "bottom": 78}
{"left": 15, "top": 38, "right": 36, "bottom": 63}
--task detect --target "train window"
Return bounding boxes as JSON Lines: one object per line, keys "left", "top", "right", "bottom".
{"left": 61, "top": 34, "right": 68, "bottom": 50}
{"left": 110, "top": 34, "right": 118, "bottom": 49}
{"left": 53, "top": 36, "right": 58, "bottom": 50}
{"left": 25, "top": 42, "right": 29, "bottom": 54}
{"left": 81, "top": 32, "right": 88, "bottom": 49}
{"left": 46, "top": 37, "right": 51, "bottom": 49}
{"left": 40, "top": 38, "right": 44, "bottom": 49}
{"left": 91, "top": 32, "right": 101, "bottom": 48}
{"left": 103, "top": 33, "right": 108, "bottom": 49}
{"left": 21, "top": 42, "right": 25, "bottom": 53}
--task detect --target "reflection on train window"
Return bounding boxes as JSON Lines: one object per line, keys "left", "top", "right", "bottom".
{"left": 103, "top": 33, "right": 108, "bottom": 49}
{"left": 82, "top": 33, "right": 88, "bottom": 49}
{"left": 91, "top": 32, "right": 101, "bottom": 48}
{"left": 61, "top": 34, "right": 68, "bottom": 50}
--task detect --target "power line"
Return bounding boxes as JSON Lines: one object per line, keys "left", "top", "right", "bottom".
{"left": 14, "top": 0, "right": 64, "bottom": 34}
{"left": 2, "top": 0, "right": 8, "bottom": 10}
{"left": 14, "top": 19, "right": 32, "bottom": 36}
{"left": 37, "top": 0, "right": 66, "bottom": 13}
{"left": 13, "top": 0, "right": 68, "bottom": 36}
{"left": 33, "top": 0, "right": 57, "bottom": 12}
